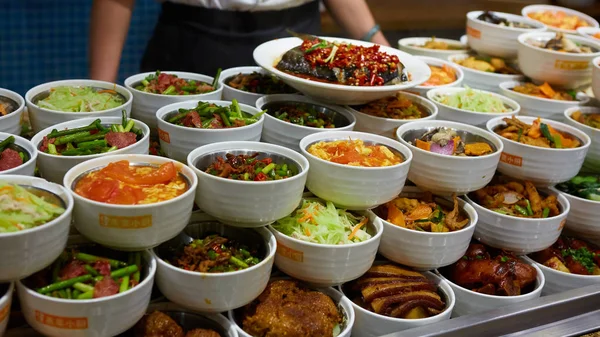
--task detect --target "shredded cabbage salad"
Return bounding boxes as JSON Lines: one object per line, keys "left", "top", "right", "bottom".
{"left": 272, "top": 198, "right": 371, "bottom": 245}
{"left": 435, "top": 86, "right": 512, "bottom": 113}
{"left": 0, "top": 182, "right": 65, "bottom": 233}
{"left": 37, "top": 86, "right": 125, "bottom": 112}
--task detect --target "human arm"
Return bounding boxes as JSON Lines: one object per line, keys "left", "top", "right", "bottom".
{"left": 322, "top": 0, "right": 389, "bottom": 46}
{"left": 89, "top": 0, "right": 136, "bottom": 82}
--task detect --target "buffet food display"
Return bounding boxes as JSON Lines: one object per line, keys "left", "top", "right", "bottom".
{"left": 4, "top": 3, "right": 600, "bottom": 336}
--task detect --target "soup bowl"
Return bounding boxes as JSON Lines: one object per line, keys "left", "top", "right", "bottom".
{"left": 0, "top": 88, "right": 25, "bottom": 135}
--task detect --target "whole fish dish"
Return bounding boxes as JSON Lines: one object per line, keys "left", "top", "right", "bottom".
{"left": 276, "top": 37, "right": 408, "bottom": 86}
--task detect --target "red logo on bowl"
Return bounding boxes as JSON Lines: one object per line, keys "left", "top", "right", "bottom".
{"left": 0, "top": 300, "right": 10, "bottom": 322}
{"left": 277, "top": 241, "right": 304, "bottom": 262}
{"left": 500, "top": 152, "right": 523, "bottom": 167}
{"left": 467, "top": 26, "right": 481, "bottom": 39}
{"left": 35, "top": 311, "right": 88, "bottom": 330}
{"left": 99, "top": 214, "right": 152, "bottom": 229}
{"left": 158, "top": 128, "right": 170, "bottom": 144}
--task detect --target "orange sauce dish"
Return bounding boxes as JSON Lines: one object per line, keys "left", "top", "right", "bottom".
{"left": 74, "top": 160, "right": 188, "bottom": 205}
{"left": 308, "top": 139, "right": 403, "bottom": 167}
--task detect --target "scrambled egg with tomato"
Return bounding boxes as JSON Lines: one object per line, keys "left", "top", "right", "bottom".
{"left": 422, "top": 65, "right": 457, "bottom": 87}
{"left": 308, "top": 139, "right": 403, "bottom": 167}
{"left": 74, "top": 160, "right": 188, "bottom": 205}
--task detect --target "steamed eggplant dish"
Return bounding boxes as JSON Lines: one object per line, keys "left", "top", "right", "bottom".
{"left": 442, "top": 242, "right": 538, "bottom": 296}
{"left": 378, "top": 193, "right": 469, "bottom": 232}
{"left": 344, "top": 264, "right": 446, "bottom": 319}
{"left": 494, "top": 116, "right": 581, "bottom": 149}
{"left": 277, "top": 37, "right": 408, "bottom": 86}
{"left": 529, "top": 33, "right": 594, "bottom": 54}
{"left": 530, "top": 236, "right": 600, "bottom": 275}
{"left": 411, "top": 128, "right": 494, "bottom": 157}
{"left": 470, "top": 179, "right": 561, "bottom": 218}
{"left": 477, "top": 11, "right": 535, "bottom": 28}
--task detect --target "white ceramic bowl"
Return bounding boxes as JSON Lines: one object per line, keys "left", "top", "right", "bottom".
{"left": 517, "top": 32, "right": 600, "bottom": 89}
{"left": 0, "top": 132, "right": 37, "bottom": 176}
{"left": 398, "top": 37, "right": 469, "bottom": 60}
{"left": 466, "top": 11, "right": 546, "bottom": 58}
{"left": 141, "top": 302, "right": 238, "bottom": 337}
{"left": 0, "top": 88, "right": 25, "bottom": 135}
{"left": 269, "top": 210, "right": 382, "bottom": 286}
{"left": 0, "top": 175, "right": 73, "bottom": 282}
{"left": 228, "top": 282, "right": 355, "bottom": 337}
{"left": 156, "top": 100, "right": 264, "bottom": 162}
{"left": 377, "top": 187, "right": 478, "bottom": 270}
{"left": 299, "top": 131, "right": 412, "bottom": 210}
{"left": 25, "top": 80, "right": 133, "bottom": 134}
{"left": 17, "top": 249, "right": 156, "bottom": 337}
{"left": 437, "top": 261, "right": 544, "bottom": 317}
{"left": 500, "top": 81, "right": 589, "bottom": 121}
{"left": 256, "top": 94, "right": 356, "bottom": 152}
{"left": 152, "top": 213, "right": 276, "bottom": 313}
{"left": 407, "top": 56, "right": 465, "bottom": 97}
{"left": 551, "top": 186, "right": 600, "bottom": 244}
{"left": 220, "top": 66, "right": 296, "bottom": 106}
{"left": 564, "top": 107, "right": 600, "bottom": 172}
{"left": 346, "top": 92, "right": 438, "bottom": 139}
{"left": 339, "top": 271, "right": 455, "bottom": 336}
{"left": 0, "top": 283, "right": 14, "bottom": 336}
{"left": 31, "top": 117, "right": 150, "bottom": 184}
{"left": 449, "top": 54, "right": 525, "bottom": 93}
{"left": 593, "top": 56, "right": 600, "bottom": 99}
{"left": 522, "top": 4, "right": 599, "bottom": 34}
{"left": 466, "top": 190, "right": 569, "bottom": 253}
{"left": 396, "top": 120, "right": 503, "bottom": 196}
{"left": 487, "top": 116, "right": 591, "bottom": 185}
{"left": 254, "top": 36, "right": 431, "bottom": 105}
{"left": 124, "top": 71, "right": 223, "bottom": 130}
{"left": 427, "top": 87, "right": 520, "bottom": 127}
{"left": 187, "top": 141, "right": 309, "bottom": 227}
{"left": 578, "top": 27, "right": 600, "bottom": 42}
{"left": 63, "top": 154, "right": 198, "bottom": 250}
{"left": 523, "top": 256, "right": 600, "bottom": 295}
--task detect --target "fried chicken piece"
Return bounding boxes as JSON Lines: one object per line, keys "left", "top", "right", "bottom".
{"left": 242, "top": 280, "right": 341, "bottom": 337}
{"left": 135, "top": 311, "right": 184, "bottom": 337}
{"left": 185, "top": 329, "right": 221, "bottom": 337}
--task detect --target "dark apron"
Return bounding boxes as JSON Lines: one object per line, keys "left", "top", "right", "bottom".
{"left": 141, "top": 1, "right": 321, "bottom": 75}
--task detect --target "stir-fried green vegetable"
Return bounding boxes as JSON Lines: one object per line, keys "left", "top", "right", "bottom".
{"left": 556, "top": 175, "right": 600, "bottom": 201}
{"left": 0, "top": 182, "right": 65, "bottom": 232}
{"left": 167, "top": 99, "right": 265, "bottom": 129}
{"left": 37, "top": 86, "right": 125, "bottom": 112}
{"left": 273, "top": 198, "right": 371, "bottom": 245}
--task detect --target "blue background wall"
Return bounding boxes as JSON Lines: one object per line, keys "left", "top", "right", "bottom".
{"left": 0, "top": 0, "right": 161, "bottom": 96}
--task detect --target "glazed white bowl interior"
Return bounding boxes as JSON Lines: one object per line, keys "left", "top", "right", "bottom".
{"left": 31, "top": 117, "right": 150, "bottom": 184}
{"left": 0, "top": 88, "right": 26, "bottom": 135}
{"left": 253, "top": 36, "right": 431, "bottom": 105}
{"left": 63, "top": 154, "right": 198, "bottom": 250}
{"left": 124, "top": 71, "right": 223, "bottom": 130}
{"left": 256, "top": 94, "right": 356, "bottom": 152}
{"left": 377, "top": 187, "right": 478, "bottom": 270}
{"left": 466, "top": 190, "right": 569, "bottom": 254}
{"left": 187, "top": 141, "right": 309, "bottom": 227}
{"left": 299, "top": 130, "right": 412, "bottom": 210}
{"left": 0, "top": 132, "right": 38, "bottom": 176}
{"left": 152, "top": 214, "right": 276, "bottom": 312}
{"left": 486, "top": 115, "right": 591, "bottom": 185}
{"left": 448, "top": 54, "right": 524, "bottom": 94}
{"left": 156, "top": 99, "right": 264, "bottom": 162}
{"left": 25, "top": 79, "right": 133, "bottom": 133}
{"left": 396, "top": 120, "right": 503, "bottom": 196}
{"left": 0, "top": 175, "right": 73, "bottom": 282}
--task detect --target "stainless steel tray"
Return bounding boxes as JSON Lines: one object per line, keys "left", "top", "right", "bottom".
{"left": 381, "top": 284, "right": 600, "bottom": 337}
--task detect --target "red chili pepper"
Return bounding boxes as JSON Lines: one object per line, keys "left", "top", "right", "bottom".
{"left": 262, "top": 157, "right": 272, "bottom": 165}
{"left": 212, "top": 245, "right": 222, "bottom": 254}
{"left": 254, "top": 172, "right": 267, "bottom": 181}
